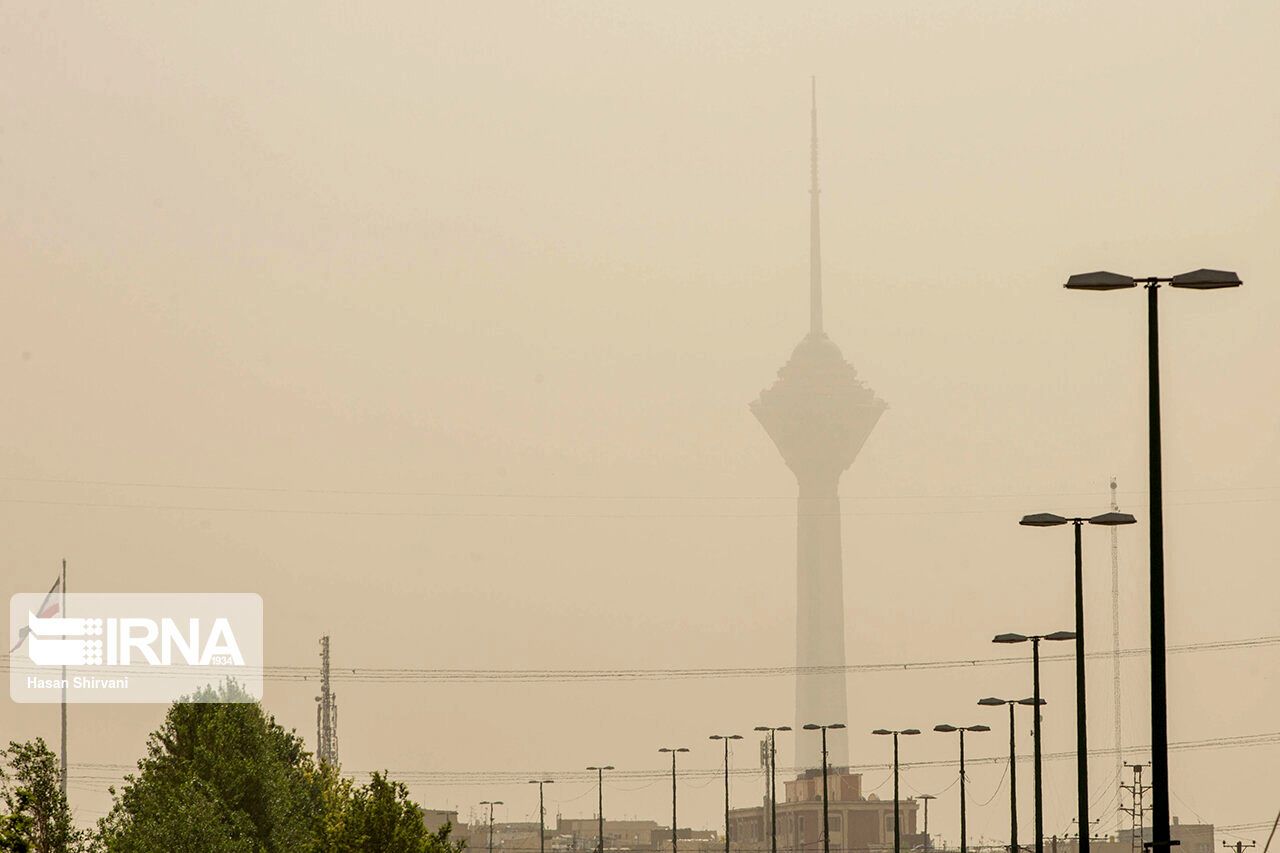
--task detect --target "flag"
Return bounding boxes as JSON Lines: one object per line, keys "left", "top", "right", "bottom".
{"left": 9, "top": 575, "right": 61, "bottom": 653}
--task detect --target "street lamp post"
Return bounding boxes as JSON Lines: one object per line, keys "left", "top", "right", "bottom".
{"left": 480, "top": 800, "right": 504, "bottom": 853}
{"left": 918, "top": 794, "right": 935, "bottom": 849}
{"left": 802, "top": 723, "right": 846, "bottom": 853}
{"left": 978, "top": 696, "right": 1047, "bottom": 853}
{"left": 933, "top": 725, "right": 990, "bottom": 853}
{"left": 1065, "top": 266, "right": 1242, "bottom": 853}
{"left": 529, "top": 780, "right": 554, "bottom": 853}
{"left": 586, "top": 766, "right": 614, "bottom": 853}
{"left": 872, "top": 728, "right": 921, "bottom": 853}
{"left": 658, "top": 748, "right": 690, "bottom": 853}
{"left": 710, "top": 735, "right": 743, "bottom": 853}
{"left": 753, "top": 725, "right": 792, "bottom": 853}
{"left": 1020, "top": 511, "right": 1137, "bottom": 853}
{"left": 994, "top": 632, "right": 1076, "bottom": 853}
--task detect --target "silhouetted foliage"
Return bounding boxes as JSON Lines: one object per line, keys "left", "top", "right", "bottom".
{"left": 95, "top": 682, "right": 465, "bottom": 853}
{"left": 1, "top": 737, "right": 85, "bottom": 852}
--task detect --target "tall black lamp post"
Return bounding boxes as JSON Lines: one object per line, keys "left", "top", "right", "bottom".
{"left": 658, "top": 747, "right": 690, "bottom": 853}
{"left": 993, "top": 632, "right": 1075, "bottom": 853}
{"left": 978, "top": 696, "right": 1047, "bottom": 853}
{"left": 1020, "top": 510, "right": 1137, "bottom": 853}
{"left": 528, "top": 780, "right": 554, "bottom": 853}
{"left": 753, "top": 725, "right": 791, "bottom": 853}
{"left": 1065, "top": 265, "right": 1242, "bottom": 853}
{"left": 933, "top": 724, "right": 990, "bottom": 853}
{"left": 709, "top": 734, "right": 743, "bottom": 853}
{"left": 479, "top": 800, "right": 504, "bottom": 853}
{"left": 872, "top": 728, "right": 921, "bottom": 853}
{"left": 802, "top": 722, "right": 846, "bottom": 853}
{"left": 586, "top": 765, "right": 614, "bottom": 853}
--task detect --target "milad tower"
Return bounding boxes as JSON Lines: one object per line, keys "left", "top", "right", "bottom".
{"left": 750, "top": 83, "right": 886, "bottom": 770}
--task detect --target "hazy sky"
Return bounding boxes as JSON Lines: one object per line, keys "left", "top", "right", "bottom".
{"left": 3, "top": 0, "right": 1279, "bottom": 842}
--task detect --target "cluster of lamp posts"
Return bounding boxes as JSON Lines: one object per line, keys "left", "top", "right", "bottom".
{"left": 481, "top": 268, "right": 1243, "bottom": 853}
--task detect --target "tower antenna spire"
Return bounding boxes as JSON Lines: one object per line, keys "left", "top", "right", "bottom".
{"left": 809, "top": 76, "right": 823, "bottom": 336}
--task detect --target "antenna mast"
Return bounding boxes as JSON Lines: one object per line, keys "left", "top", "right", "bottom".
{"left": 316, "top": 635, "right": 339, "bottom": 765}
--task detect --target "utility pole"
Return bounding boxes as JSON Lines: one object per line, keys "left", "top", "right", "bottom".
{"left": 1120, "top": 763, "right": 1151, "bottom": 853}
{"left": 315, "top": 636, "right": 339, "bottom": 765}
{"left": 1222, "top": 841, "right": 1256, "bottom": 853}
{"left": 1110, "top": 478, "right": 1125, "bottom": 834}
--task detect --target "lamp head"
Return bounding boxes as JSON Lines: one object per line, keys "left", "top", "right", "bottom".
{"left": 1046, "top": 631, "right": 1078, "bottom": 642}
{"left": 1088, "top": 512, "right": 1137, "bottom": 526}
{"left": 993, "top": 633, "right": 1029, "bottom": 644}
{"left": 934, "top": 724, "right": 958, "bottom": 733}
{"left": 1169, "top": 269, "right": 1242, "bottom": 290}
{"left": 802, "top": 724, "right": 821, "bottom": 731}
{"left": 977, "top": 697, "right": 1007, "bottom": 706}
{"left": 901, "top": 729, "right": 922, "bottom": 736}
{"left": 1020, "top": 512, "right": 1068, "bottom": 527}
{"left": 1065, "top": 271, "right": 1137, "bottom": 291}
{"left": 872, "top": 729, "right": 892, "bottom": 736}
{"left": 1017, "top": 697, "right": 1047, "bottom": 706}
{"left": 965, "top": 725, "right": 992, "bottom": 733}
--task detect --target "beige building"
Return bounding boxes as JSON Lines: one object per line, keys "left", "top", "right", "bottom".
{"left": 729, "top": 768, "right": 923, "bottom": 853}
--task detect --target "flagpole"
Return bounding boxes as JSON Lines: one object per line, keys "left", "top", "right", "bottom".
{"left": 60, "top": 558, "right": 67, "bottom": 798}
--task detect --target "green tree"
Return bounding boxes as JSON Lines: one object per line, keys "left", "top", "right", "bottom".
{"left": 95, "top": 681, "right": 465, "bottom": 853}
{"left": 0, "top": 737, "right": 83, "bottom": 853}
{"left": 324, "top": 771, "right": 462, "bottom": 853}
{"left": 97, "top": 681, "right": 320, "bottom": 853}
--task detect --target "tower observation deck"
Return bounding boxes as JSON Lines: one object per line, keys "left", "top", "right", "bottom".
{"left": 750, "top": 81, "right": 886, "bottom": 770}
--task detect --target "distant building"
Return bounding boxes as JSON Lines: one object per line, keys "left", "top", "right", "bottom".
{"left": 1047, "top": 819, "right": 1214, "bottom": 853}
{"left": 730, "top": 768, "right": 921, "bottom": 853}
{"left": 421, "top": 808, "right": 459, "bottom": 834}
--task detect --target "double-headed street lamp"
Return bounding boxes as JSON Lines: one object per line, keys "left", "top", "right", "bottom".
{"left": 978, "top": 696, "right": 1046, "bottom": 853}
{"left": 709, "top": 735, "right": 743, "bottom": 853}
{"left": 753, "top": 725, "right": 791, "bottom": 853}
{"left": 872, "top": 728, "right": 921, "bottom": 853}
{"left": 658, "top": 747, "right": 690, "bottom": 853}
{"left": 802, "top": 723, "right": 846, "bottom": 853}
{"left": 585, "top": 766, "right": 614, "bottom": 853}
{"left": 1065, "top": 265, "right": 1242, "bottom": 853}
{"left": 1021, "top": 510, "right": 1137, "bottom": 853}
{"left": 933, "top": 724, "right": 989, "bottom": 853}
{"left": 479, "top": 800, "right": 504, "bottom": 853}
{"left": 528, "top": 780, "right": 554, "bottom": 853}
{"left": 993, "top": 632, "right": 1075, "bottom": 853}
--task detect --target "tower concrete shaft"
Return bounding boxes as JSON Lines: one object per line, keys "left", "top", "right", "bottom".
{"left": 751, "top": 81, "right": 885, "bottom": 769}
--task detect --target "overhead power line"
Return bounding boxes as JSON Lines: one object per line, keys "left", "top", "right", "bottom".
{"left": 3, "top": 634, "right": 1277, "bottom": 684}
{"left": 67, "top": 729, "right": 1280, "bottom": 786}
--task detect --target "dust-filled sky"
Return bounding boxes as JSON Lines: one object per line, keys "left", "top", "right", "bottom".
{"left": 2, "top": 0, "right": 1279, "bottom": 843}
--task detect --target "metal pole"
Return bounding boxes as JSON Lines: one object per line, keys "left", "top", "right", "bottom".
{"left": 960, "top": 730, "right": 968, "bottom": 853}
{"left": 723, "top": 739, "right": 731, "bottom": 853}
{"left": 488, "top": 804, "right": 495, "bottom": 853}
{"left": 770, "top": 731, "right": 778, "bottom": 853}
{"left": 1010, "top": 703, "right": 1019, "bottom": 853}
{"left": 671, "top": 751, "right": 678, "bottom": 853}
{"left": 598, "top": 770, "right": 605, "bottom": 853}
{"left": 1074, "top": 521, "right": 1091, "bottom": 853}
{"left": 1147, "top": 282, "right": 1171, "bottom": 853}
{"left": 821, "top": 727, "right": 831, "bottom": 853}
{"left": 893, "top": 732, "right": 901, "bottom": 853}
{"left": 1033, "top": 638, "right": 1044, "bottom": 853}
{"left": 60, "top": 558, "right": 67, "bottom": 798}
{"left": 540, "top": 784, "right": 546, "bottom": 853}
